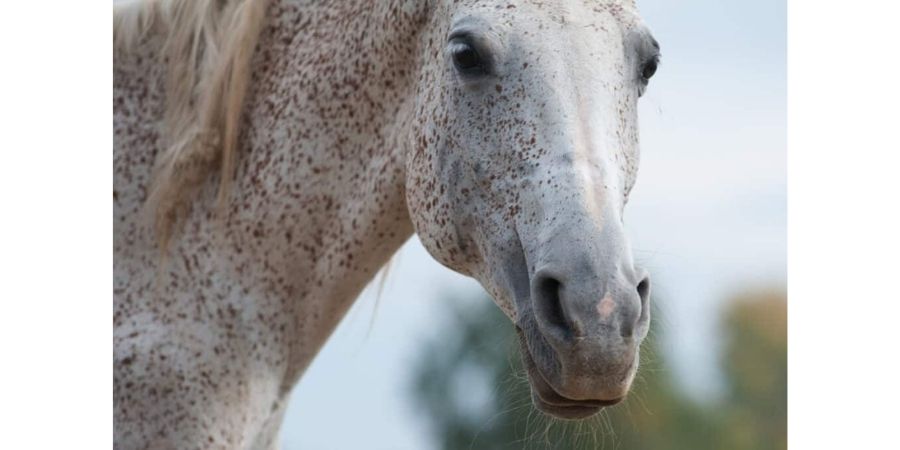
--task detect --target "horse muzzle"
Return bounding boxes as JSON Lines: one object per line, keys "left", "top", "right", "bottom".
{"left": 515, "top": 220, "right": 651, "bottom": 419}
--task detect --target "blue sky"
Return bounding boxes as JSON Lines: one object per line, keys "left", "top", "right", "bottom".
{"left": 281, "top": 1, "right": 786, "bottom": 448}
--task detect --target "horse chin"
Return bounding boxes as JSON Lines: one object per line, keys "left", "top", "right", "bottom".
{"left": 515, "top": 326, "right": 627, "bottom": 420}
{"left": 531, "top": 398, "right": 610, "bottom": 420}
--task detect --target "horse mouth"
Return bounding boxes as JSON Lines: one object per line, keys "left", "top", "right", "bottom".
{"left": 516, "top": 327, "right": 625, "bottom": 420}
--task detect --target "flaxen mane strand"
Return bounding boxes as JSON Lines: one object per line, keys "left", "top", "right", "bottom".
{"left": 114, "top": 0, "right": 270, "bottom": 250}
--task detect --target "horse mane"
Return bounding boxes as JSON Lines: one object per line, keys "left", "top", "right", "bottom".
{"left": 114, "top": 0, "right": 270, "bottom": 249}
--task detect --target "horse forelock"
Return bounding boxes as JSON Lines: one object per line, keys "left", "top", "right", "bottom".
{"left": 115, "top": 0, "right": 270, "bottom": 250}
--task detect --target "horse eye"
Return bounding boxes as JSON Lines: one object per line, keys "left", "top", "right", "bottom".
{"left": 450, "top": 41, "right": 483, "bottom": 72}
{"left": 641, "top": 58, "right": 658, "bottom": 81}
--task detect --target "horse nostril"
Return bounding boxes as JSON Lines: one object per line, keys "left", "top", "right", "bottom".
{"left": 532, "top": 273, "right": 577, "bottom": 339}
{"left": 632, "top": 274, "right": 651, "bottom": 337}
{"left": 636, "top": 276, "right": 650, "bottom": 304}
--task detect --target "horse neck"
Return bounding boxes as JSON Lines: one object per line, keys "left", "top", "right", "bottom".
{"left": 194, "top": 0, "right": 430, "bottom": 367}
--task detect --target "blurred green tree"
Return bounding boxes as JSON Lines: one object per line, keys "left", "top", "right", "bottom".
{"left": 716, "top": 290, "right": 788, "bottom": 450}
{"left": 411, "top": 289, "right": 786, "bottom": 450}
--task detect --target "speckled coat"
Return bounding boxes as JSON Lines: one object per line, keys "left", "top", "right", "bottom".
{"left": 114, "top": 0, "right": 657, "bottom": 448}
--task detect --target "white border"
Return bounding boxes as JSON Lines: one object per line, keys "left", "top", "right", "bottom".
{"left": 789, "top": 0, "right": 900, "bottom": 447}
{"left": 0, "top": 1, "right": 111, "bottom": 448}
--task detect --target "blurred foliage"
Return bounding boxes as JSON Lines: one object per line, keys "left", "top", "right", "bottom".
{"left": 411, "top": 289, "right": 786, "bottom": 450}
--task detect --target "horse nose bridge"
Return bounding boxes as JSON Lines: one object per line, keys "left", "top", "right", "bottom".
{"left": 527, "top": 212, "right": 630, "bottom": 280}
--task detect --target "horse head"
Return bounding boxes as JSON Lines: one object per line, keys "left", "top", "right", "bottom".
{"left": 407, "top": 0, "right": 659, "bottom": 419}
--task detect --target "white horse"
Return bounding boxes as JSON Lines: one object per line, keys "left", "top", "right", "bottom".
{"left": 113, "top": 0, "right": 660, "bottom": 447}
